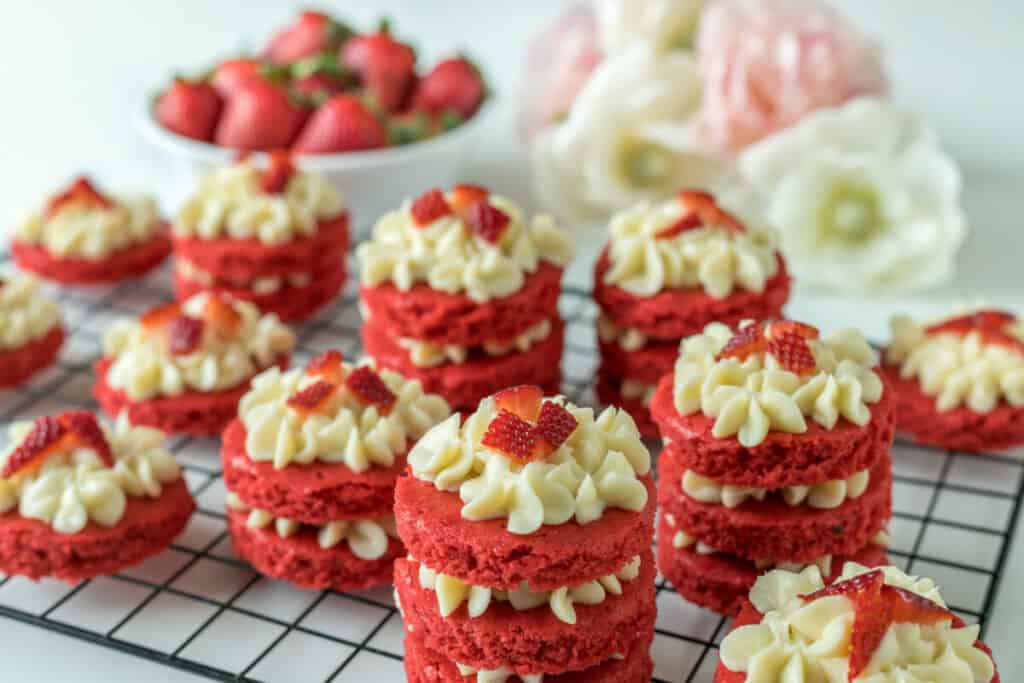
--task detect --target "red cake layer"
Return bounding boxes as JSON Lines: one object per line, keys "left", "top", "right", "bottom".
{"left": 0, "top": 478, "right": 194, "bottom": 582}
{"left": 174, "top": 259, "right": 346, "bottom": 322}
{"left": 394, "top": 474, "right": 656, "bottom": 591}
{"left": 0, "top": 325, "right": 64, "bottom": 388}
{"left": 597, "top": 337, "right": 678, "bottom": 386}
{"left": 172, "top": 213, "right": 349, "bottom": 280}
{"left": 395, "top": 551, "right": 655, "bottom": 674}
{"left": 221, "top": 420, "right": 400, "bottom": 523}
{"left": 405, "top": 629, "right": 654, "bottom": 683}
{"left": 595, "top": 371, "right": 659, "bottom": 438}
{"left": 359, "top": 263, "right": 563, "bottom": 347}
{"left": 12, "top": 230, "right": 172, "bottom": 284}
{"left": 657, "top": 513, "right": 889, "bottom": 616}
{"left": 363, "top": 317, "right": 564, "bottom": 413}
{"left": 650, "top": 373, "right": 896, "bottom": 487}
{"left": 593, "top": 250, "right": 790, "bottom": 341}
{"left": 93, "top": 356, "right": 289, "bottom": 436}
{"left": 227, "top": 508, "right": 401, "bottom": 592}
{"left": 660, "top": 453, "right": 892, "bottom": 564}
{"left": 881, "top": 365, "right": 1024, "bottom": 454}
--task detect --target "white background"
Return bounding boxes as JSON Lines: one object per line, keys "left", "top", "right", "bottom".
{"left": 0, "top": 0, "right": 1022, "bottom": 679}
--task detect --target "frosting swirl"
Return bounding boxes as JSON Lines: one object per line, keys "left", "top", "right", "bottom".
{"left": 720, "top": 564, "right": 995, "bottom": 683}
{"left": 674, "top": 322, "right": 884, "bottom": 447}
{"left": 357, "top": 191, "right": 574, "bottom": 303}
{"left": 682, "top": 469, "right": 870, "bottom": 510}
{"left": 408, "top": 397, "right": 651, "bottom": 534}
{"left": 602, "top": 196, "right": 779, "bottom": 298}
{"left": 0, "top": 275, "right": 61, "bottom": 351}
{"left": 103, "top": 293, "right": 295, "bottom": 400}
{"left": 238, "top": 360, "right": 450, "bottom": 472}
{"left": 886, "top": 313, "right": 1024, "bottom": 412}
{"left": 0, "top": 413, "right": 181, "bottom": 534}
{"left": 175, "top": 162, "right": 345, "bottom": 245}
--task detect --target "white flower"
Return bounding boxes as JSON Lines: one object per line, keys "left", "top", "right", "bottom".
{"left": 738, "top": 98, "right": 967, "bottom": 292}
{"left": 530, "top": 46, "right": 730, "bottom": 224}
{"left": 595, "top": 0, "right": 708, "bottom": 52}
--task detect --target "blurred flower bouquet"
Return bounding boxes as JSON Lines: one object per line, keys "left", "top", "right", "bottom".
{"left": 524, "top": 0, "right": 967, "bottom": 293}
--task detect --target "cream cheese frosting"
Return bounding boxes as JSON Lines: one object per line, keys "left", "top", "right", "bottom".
{"left": 238, "top": 360, "right": 450, "bottom": 472}
{"left": 397, "top": 319, "right": 553, "bottom": 368}
{"left": 175, "top": 162, "right": 345, "bottom": 245}
{"left": 408, "top": 396, "right": 650, "bottom": 535}
{"left": 17, "top": 192, "right": 162, "bottom": 260}
{"left": 226, "top": 492, "right": 397, "bottom": 561}
{"left": 602, "top": 197, "right": 779, "bottom": 298}
{"left": 0, "top": 413, "right": 181, "bottom": 534}
{"left": 357, "top": 192, "right": 575, "bottom": 303}
{"left": 103, "top": 293, "right": 295, "bottom": 401}
{"left": 719, "top": 564, "right": 995, "bottom": 683}
{"left": 0, "top": 275, "right": 61, "bottom": 351}
{"left": 682, "top": 469, "right": 870, "bottom": 510}
{"left": 673, "top": 322, "right": 884, "bottom": 447}
{"left": 177, "top": 258, "right": 313, "bottom": 294}
{"left": 886, "top": 313, "right": 1024, "bottom": 413}
{"left": 596, "top": 314, "right": 650, "bottom": 352}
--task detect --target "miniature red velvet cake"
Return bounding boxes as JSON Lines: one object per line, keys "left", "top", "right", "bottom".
{"left": 714, "top": 564, "right": 1000, "bottom": 683}
{"left": 173, "top": 154, "right": 349, "bottom": 322}
{"left": 93, "top": 291, "right": 295, "bottom": 435}
{"left": 650, "top": 319, "right": 894, "bottom": 616}
{"left": 12, "top": 176, "right": 171, "bottom": 284}
{"left": 0, "top": 411, "right": 194, "bottom": 581}
{"left": 0, "top": 274, "right": 64, "bottom": 388}
{"left": 883, "top": 309, "right": 1024, "bottom": 453}
{"left": 357, "top": 185, "right": 575, "bottom": 413}
{"left": 394, "top": 385, "right": 656, "bottom": 682}
{"left": 593, "top": 190, "right": 790, "bottom": 436}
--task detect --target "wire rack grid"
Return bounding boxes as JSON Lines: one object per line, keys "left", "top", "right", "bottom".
{"left": 0, "top": 254, "right": 1021, "bottom": 683}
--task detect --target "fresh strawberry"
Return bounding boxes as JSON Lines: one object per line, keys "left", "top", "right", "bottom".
{"left": 386, "top": 111, "right": 438, "bottom": 146}
{"left": 265, "top": 11, "right": 352, "bottom": 65}
{"left": 287, "top": 380, "right": 338, "bottom": 415}
{"left": 202, "top": 295, "right": 242, "bottom": 338}
{"left": 481, "top": 409, "right": 540, "bottom": 461}
{"left": 345, "top": 366, "right": 396, "bottom": 414}
{"left": 676, "top": 189, "right": 745, "bottom": 233}
{"left": 768, "top": 333, "right": 817, "bottom": 375}
{"left": 307, "top": 350, "right": 344, "bottom": 382}
{"left": 467, "top": 202, "right": 510, "bottom": 244}
{"left": 289, "top": 52, "right": 355, "bottom": 104}
{"left": 767, "top": 320, "right": 820, "bottom": 341}
{"left": 60, "top": 411, "right": 113, "bottom": 466}
{"left": 410, "top": 188, "right": 452, "bottom": 227}
{"left": 493, "top": 385, "right": 543, "bottom": 422}
{"left": 292, "top": 94, "right": 387, "bottom": 154}
{"left": 210, "top": 58, "right": 266, "bottom": 98}
{"left": 341, "top": 31, "right": 417, "bottom": 112}
{"left": 45, "top": 177, "right": 113, "bottom": 218}
{"left": 926, "top": 309, "right": 1023, "bottom": 354}
{"left": 2, "top": 416, "right": 69, "bottom": 478}
{"left": 141, "top": 302, "right": 182, "bottom": 332}
{"left": 449, "top": 183, "right": 489, "bottom": 215}
{"left": 655, "top": 213, "right": 702, "bottom": 240}
{"left": 156, "top": 79, "right": 223, "bottom": 142}
{"left": 259, "top": 150, "right": 297, "bottom": 194}
{"left": 412, "top": 57, "right": 486, "bottom": 119}
{"left": 535, "top": 402, "right": 578, "bottom": 450}
{"left": 214, "top": 80, "right": 308, "bottom": 151}
{"left": 717, "top": 324, "right": 767, "bottom": 361}
{"left": 167, "top": 316, "right": 206, "bottom": 355}
{"left": 291, "top": 73, "right": 345, "bottom": 103}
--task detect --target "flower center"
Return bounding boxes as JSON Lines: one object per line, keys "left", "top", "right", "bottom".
{"left": 618, "top": 137, "right": 677, "bottom": 191}
{"left": 819, "top": 182, "right": 882, "bottom": 244}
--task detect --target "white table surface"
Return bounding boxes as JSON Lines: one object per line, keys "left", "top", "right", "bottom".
{"left": 1, "top": 1, "right": 1022, "bottom": 680}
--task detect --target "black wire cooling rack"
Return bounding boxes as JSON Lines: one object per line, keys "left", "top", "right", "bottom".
{"left": 0, "top": 254, "right": 1021, "bottom": 683}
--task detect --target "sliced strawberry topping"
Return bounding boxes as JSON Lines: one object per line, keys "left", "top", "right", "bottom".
{"left": 467, "top": 202, "right": 510, "bottom": 244}
{"left": 345, "top": 366, "right": 397, "bottom": 414}
{"left": 287, "top": 380, "right": 338, "bottom": 415}
{"left": 717, "top": 324, "right": 768, "bottom": 361}
{"left": 307, "top": 350, "right": 344, "bottom": 382}
{"left": 494, "top": 385, "right": 543, "bottom": 422}
{"left": 141, "top": 303, "right": 183, "bottom": 332}
{"left": 535, "top": 401, "right": 578, "bottom": 450}
{"left": 45, "top": 176, "right": 113, "bottom": 218}
{"left": 768, "top": 332, "right": 817, "bottom": 375}
{"left": 260, "top": 150, "right": 297, "bottom": 194}
{"left": 2, "top": 416, "right": 69, "bottom": 478}
{"left": 60, "top": 411, "right": 114, "bottom": 466}
{"left": 671, "top": 189, "right": 745, "bottom": 234}
{"left": 202, "top": 295, "right": 243, "bottom": 339}
{"left": 481, "top": 409, "right": 540, "bottom": 462}
{"left": 410, "top": 188, "right": 452, "bottom": 227}
{"left": 450, "top": 183, "right": 489, "bottom": 214}
{"left": 167, "top": 315, "right": 206, "bottom": 356}
{"left": 655, "top": 212, "right": 702, "bottom": 239}
{"left": 926, "top": 309, "right": 1023, "bottom": 354}
{"left": 767, "top": 320, "right": 820, "bottom": 341}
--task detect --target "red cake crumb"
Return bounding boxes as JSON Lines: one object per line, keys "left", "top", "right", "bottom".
{"left": 0, "top": 325, "right": 64, "bottom": 388}
{"left": 12, "top": 230, "right": 172, "bottom": 285}
{"left": 597, "top": 337, "right": 678, "bottom": 386}
{"left": 596, "top": 371, "right": 659, "bottom": 438}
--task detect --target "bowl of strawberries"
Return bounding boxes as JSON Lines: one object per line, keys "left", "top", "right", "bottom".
{"left": 138, "top": 10, "right": 490, "bottom": 228}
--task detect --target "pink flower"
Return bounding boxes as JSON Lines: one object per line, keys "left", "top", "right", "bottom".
{"left": 520, "top": 3, "right": 603, "bottom": 140}
{"left": 697, "top": 0, "right": 888, "bottom": 152}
